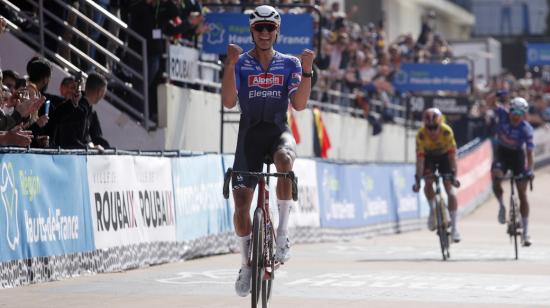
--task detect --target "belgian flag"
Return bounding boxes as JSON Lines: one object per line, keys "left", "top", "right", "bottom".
{"left": 312, "top": 107, "right": 331, "bottom": 158}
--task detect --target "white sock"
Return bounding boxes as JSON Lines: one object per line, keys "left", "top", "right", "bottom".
{"left": 239, "top": 233, "right": 251, "bottom": 266}
{"left": 277, "top": 199, "right": 293, "bottom": 239}
{"left": 497, "top": 196, "right": 505, "bottom": 208}
{"left": 450, "top": 210, "right": 457, "bottom": 232}
{"left": 522, "top": 217, "right": 529, "bottom": 237}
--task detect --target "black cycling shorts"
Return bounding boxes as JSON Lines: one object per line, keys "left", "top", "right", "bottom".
{"left": 232, "top": 122, "right": 296, "bottom": 189}
{"left": 423, "top": 153, "right": 452, "bottom": 176}
{"left": 492, "top": 145, "right": 526, "bottom": 176}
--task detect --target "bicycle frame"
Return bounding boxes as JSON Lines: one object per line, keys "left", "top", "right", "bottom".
{"left": 423, "top": 171, "right": 455, "bottom": 261}
{"left": 508, "top": 176, "right": 520, "bottom": 260}
{"left": 223, "top": 165, "right": 298, "bottom": 308}
{"left": 506, "top": 174, "right": 533, "bottom": 260}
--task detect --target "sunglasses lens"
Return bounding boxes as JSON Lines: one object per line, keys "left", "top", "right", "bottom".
{"left": 427, "top": 125, "right": 438, "bottom": 131}
{"left": 254, "top": 23, "right": 276, "bottom": 32}
{"left": 510, "top": 108, "right": 524, "bottom": 116}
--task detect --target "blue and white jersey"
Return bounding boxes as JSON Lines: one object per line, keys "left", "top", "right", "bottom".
{"left": 495, "top": 106, "right": 534, "bottom": 151}
{"left": 235, "top": 51, "right": 302, "bottom": 131}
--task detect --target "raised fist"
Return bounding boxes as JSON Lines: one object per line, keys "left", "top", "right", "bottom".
{"left": 226, "top": 44, "right": 243, "bottom": 66}
{"left": 300, "top": 49, "right": 315, "bottom": 73}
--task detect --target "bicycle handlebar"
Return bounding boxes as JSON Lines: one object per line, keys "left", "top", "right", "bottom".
{"left": 222, "top": 168, "right": 299, "bottom": 201}
{"left": 419, "top": 173, "right": 460, "bottom": 188}
{"left": 509, "top": 174, "right": 534, "bottom": 191}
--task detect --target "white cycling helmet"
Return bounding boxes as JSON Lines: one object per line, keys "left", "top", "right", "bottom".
{"left": 510, "top": 97, "right": 529, "bottom": 114}
{"left": 249, "top": 5, "right": 281, "bottom": 27}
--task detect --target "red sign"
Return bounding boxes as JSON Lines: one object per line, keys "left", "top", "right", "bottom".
{"left": 456, "top": 141, "right": 493, "bottom": 209}
{"left": 248, "top": 73, "right": 284, "bottom": 89}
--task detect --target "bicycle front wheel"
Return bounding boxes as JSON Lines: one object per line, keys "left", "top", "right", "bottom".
{"left": 510, "top": 196, "right": 519, "bottom": 260}
{"left": 251, "top": 208, "right": 264, "bottom": 308}
{"left": 262, "top": 222, "right": 275, "bottom": 307}
{"left": 435, "top": 198, "right": 449, "bottom": 261}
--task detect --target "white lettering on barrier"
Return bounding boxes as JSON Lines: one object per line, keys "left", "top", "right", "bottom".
{"left": 228, "top": 34, "right": 252, "bottom": 45}
{"left": 364, "top": 197, "right": 389, "bottom": 218}
{"left": 169, "top": 45, "right": 199, "bottom": 82}
{"left": 175, "top": 183, "right": 225, "bottom": 215}
{"left": 409, "top": 77, "right": 467, "bottom": 86}
{"left": 398, "top": 195, "right": 417, "bottom": 213}
{"left": 326, "top": 202, "right": 355, "bottom": 220}
{"left": 277, "top": 35, "right": 311, "bottom": 45}
{"left": 24, "top": 208, "right": 79, "bottom": 243}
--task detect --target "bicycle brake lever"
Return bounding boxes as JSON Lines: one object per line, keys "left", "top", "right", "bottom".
{"left": 223, "top": 168, "right": 232, "bottom": 199}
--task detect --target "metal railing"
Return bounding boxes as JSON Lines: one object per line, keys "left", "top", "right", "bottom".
{"left": 0, "top": 0, "right": 153, "bottom": 130}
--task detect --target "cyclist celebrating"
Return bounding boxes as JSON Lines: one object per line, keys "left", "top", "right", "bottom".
{"left": 412, "top": 108, "right": 461, "bottom": 243}
{"left": 220, "top": 5, "right": 315, "bottom": 297}
{"left": 488, "top": 96, "right": 534, "bottom": 247}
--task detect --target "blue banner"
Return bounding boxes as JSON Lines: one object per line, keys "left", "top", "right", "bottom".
{"left": 393, "top": 63, "right": 469, "bottom": 93}
{"left": 317, "top": 162, "right": 365, "bottom": 228}
{"left": 526, "top": 43, "right": 550, "bottom": 66}
{"left": 0, "top": 154, "right": 94, "bottom": 262}
{"left": 202, "top": 13, "right": 314, "bottom": 55}
{"left": 172, "top": 155, "right": 233, "bottom": 241}
{"left": 389, "top": 164, "right": 419, "bottom": 221}
{"left": 357, "top": 165, "right": 396, "bottom": 225}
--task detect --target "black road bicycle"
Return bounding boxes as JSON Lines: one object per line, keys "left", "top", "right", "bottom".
{"left": 223, "top": 160, "right": 298, "bottom": 308}
{"left": 419, "top": 171, "right": 460, "bottom": 261}
{"left": 506, "top": 174, "right": 533, "bottom": 260}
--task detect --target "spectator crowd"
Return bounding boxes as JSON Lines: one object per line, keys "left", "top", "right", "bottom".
{"left": 1, "top": 0, "right": 550, "bottom": 150}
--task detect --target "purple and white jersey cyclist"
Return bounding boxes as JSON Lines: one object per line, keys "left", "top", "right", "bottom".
{"left": 234, "top": 51, "right": 302, "bottom": 131}
{"left": 494, "top": 105, "right": 534, "bottom": 151}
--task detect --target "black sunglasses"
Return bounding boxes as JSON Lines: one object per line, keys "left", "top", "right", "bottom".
{"left": 252, "top": 23, "right": 277, "bottom": 33}
{"left": 426, "top": 124, "right": 439, "bottom": 131}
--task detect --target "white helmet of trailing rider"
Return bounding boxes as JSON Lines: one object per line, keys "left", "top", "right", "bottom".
{"left": 249, "top": 5, "right": 281, "bottom": 27}
{"left": 510, "top": 97, "right": 529, "bottom": 115}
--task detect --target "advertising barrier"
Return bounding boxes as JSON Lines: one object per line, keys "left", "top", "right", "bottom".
{"left": 317, "top": 162, "right": 365, "bottom": 228}
{"left": 533, "top": 128, "right": 550, "bottom": 167}
{"left": 456, "top": 141, "right": 493, "bottom": 210}
{"left": 0, "top": 154, "right": 93, "bottom": 262}
{"left": 168, "top": 44, "right": 199, "bottom": 83}
{"left": 288, "top": 159, "right": 321, "bottom": 228}
{"left": 87, "top": 156, "right": 176, "bottom": 249}
{"left": 526, "top": 43, "right": 550, "bottom": 67}
{"left": 1, "top": 137, "right": 501, "bottom": 288}
{"left": 172, "top": 154, "right": 232, "bottom": 241}
{"left": 394, "top": 63, "right": 469, "bottom": 93}
{"left": 202, "top": 13, "right": 314, "bottom": 55}
{"left": 407, "top": 95, "right": 471, "bottom": 121}
{"left": 389, "top": 164, "right": 420, "bottom": 221}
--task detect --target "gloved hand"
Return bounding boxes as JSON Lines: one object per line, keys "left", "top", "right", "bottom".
{"left": 412, "top": 175, "right": 421, "bottom": 193}
{"left": 524, "top": 170, "right": 535, "bottom": 181}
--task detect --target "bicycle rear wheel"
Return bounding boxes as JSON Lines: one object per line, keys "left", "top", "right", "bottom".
{"left": 251, "top": 208, "right": 264, "bottom": 308}
{"left": 435, "top": 198, "right": 449, "bottom": 261}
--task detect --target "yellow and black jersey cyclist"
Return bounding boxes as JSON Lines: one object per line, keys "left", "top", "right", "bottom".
{"left": 413, "top": 108, "right": 461, "bottom": 243}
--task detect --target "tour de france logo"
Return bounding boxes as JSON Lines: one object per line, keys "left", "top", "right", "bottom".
{"left": 1, "top": 162, "right": 19, "bottom": 251}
